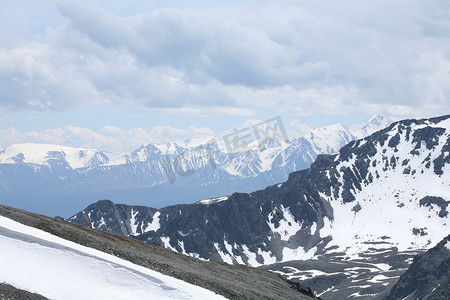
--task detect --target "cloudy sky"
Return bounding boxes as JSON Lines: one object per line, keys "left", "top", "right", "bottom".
{"left": 0, "top": 0, "right": 449, "bottom": 152}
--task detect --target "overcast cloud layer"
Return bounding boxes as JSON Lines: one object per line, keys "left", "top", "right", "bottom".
{"left": 0, "top": 0, "right": 449, "bottom": 151}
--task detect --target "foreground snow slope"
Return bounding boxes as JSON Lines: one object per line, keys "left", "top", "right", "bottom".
{"left": 0, "top": 216, "right": 224, "bottom": 300}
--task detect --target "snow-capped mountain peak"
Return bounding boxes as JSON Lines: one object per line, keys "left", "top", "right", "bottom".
{"left": 357, "top": 114, "right": 394, "bottom": 136}
{"left": 303, "top": 123, "right": 356, "bottom": 154}
{"left": 0, "top": 143, "right": 115, "bottom": 169}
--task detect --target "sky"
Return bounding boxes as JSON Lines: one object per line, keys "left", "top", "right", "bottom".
{"left": 0, "top": 0, "right": 449, "bottom": 152}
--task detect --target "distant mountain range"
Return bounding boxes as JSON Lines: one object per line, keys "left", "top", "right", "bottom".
{"left": 0, "top": 115, "right": 392, "bottom": 217}
{"left": 69, "top": 114, "right": 450, "bottom": 298}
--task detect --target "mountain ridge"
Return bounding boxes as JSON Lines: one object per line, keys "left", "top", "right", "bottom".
{"left": 0, "top": 115, "right": 393, "bottom": 217}
{"left": 0, "top": 115, "right": 392, "bottom": 170}
{"left": 69, "top": 114, "right": 449, "bottom": 265}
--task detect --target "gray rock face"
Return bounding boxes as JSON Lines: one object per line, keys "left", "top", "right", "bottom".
{"left": 419, "top": 196, "right": 449, "bottom": 218}
{"left": 385, "top": 234, "right": 450, "bottom": 300}
{"left": 69, "top": 115, "right": 450, "bottom": 268}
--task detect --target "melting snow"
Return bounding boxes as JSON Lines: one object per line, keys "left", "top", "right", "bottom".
{"left": 144, "top": 212, "right": 161, "bottom": 233}
{"left": 241, "top": 245, "right": 260, "bottom": 267}
{"left": 130, "top": 209, "right": 139, "bottom": 236}
{"left": 282, "top": 246, "right": 317, "bottom": 261}
{"left": 310, "top": 222, "right": 317, "bottom": 235}
{"left": 367, "top": 275, "right": 390, "bottom": 283}
{"left": 214, "top": 243, "right": 233, "bottom": 264}
{"left": 374, "top": 263, "right": 391, "bottom": 271}
{"left": 197, "top": 196, "right": 229, "bottom": 205}
{"left": 257, "top": 248, "right": 277, "bottom": 265}
{"left": 178, "top": 230, "right": 187, "bottom": 237}
{"left": 160, "top": 237, "right": 176, "bottom": 251}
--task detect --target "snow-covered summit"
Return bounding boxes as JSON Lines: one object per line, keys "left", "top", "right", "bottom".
{"left": 355, "top": 114, "right": 394, "bottom": 136}
{"left": 303, "top": 123, "right": 356, "bottom": 154}
{"left": 0, "top": 143, "right": 119, "bottom": 169}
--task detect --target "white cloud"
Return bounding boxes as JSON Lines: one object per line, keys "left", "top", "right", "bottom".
{"left": 0, "top": 127, "right": 66, "bottom": 148}
{"left": 289, "top": 120, "right": 312, "bottom": 137}
{"left": 0, "top": 115, "right": 14, "bottom": 122}
{"left": 0, "top": 0, "right": 449, "bottom": 119}
{"left": 0, "top": 124, "right": 216, "bottom": 152}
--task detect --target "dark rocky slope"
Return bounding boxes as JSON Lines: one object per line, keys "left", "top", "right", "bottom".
{"left": 0, "top": 283, "right": 48, "bottom": 300}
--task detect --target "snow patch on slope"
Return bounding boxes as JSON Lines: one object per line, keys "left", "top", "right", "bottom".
{"left": 130, "top": 209, "right": 139, "bottom": 236}
{"left": 445, "top": 240, "right": 450, "bottom": 251}
{"left": 214, "top": 242, "right": 233, "bottom": 264}
{"left": 144, "top": 212, "right": 161, "bottom": 233}
{"left": 197, "top": 196, "right": 229, "bottom": 205}
{"left": 282, "top": 246, "right": 317, "bottom": 261}
{"left": 267, "top": 205, "right": 303, "bottom": 241}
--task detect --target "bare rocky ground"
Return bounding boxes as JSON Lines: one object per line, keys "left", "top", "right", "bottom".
{"left": 0, "top": 204, "right": 318, "bottom": 300}
{"left": 0, "top": 283, "right": 48, "bottom": 300}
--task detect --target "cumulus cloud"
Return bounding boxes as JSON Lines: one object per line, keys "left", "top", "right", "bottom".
{"left": 0, "top": 0, "right": 449, "bottom": 118}
{"left": 289, "top": 120, "right": 312, "bottom": 137}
